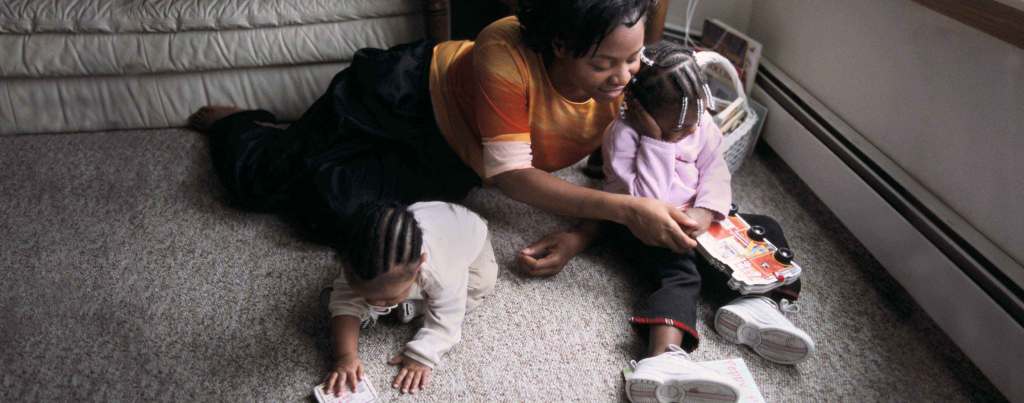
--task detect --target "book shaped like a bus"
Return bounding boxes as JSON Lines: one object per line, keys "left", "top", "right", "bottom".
{"left": 695, "top": 205, "right": 801, "bottom": 294}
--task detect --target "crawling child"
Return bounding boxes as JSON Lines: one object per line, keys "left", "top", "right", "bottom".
{"left": 322, "top": 201, "right": 497, "bottom": 396}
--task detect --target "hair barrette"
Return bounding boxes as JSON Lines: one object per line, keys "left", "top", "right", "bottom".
{"left": 639, "top": 46, "right": 655, "bottom": 66}
{"left": 675, "top": 97, "right": 688, "bottom": 130}
{"left": 696, "top": 97, "right": 704, "bottom": 130}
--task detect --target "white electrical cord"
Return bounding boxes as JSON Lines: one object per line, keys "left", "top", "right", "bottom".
{"left": 683, "top": 0, "right": 701, "bottom": 48}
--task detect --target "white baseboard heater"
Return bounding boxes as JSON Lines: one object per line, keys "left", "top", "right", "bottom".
{"left": 752, "top": 60, "right": 1024, "bottom": 402}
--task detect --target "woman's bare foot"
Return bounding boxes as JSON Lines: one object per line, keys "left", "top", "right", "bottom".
{"left": 188, "top": 105, "right": 242, "bottom": 132}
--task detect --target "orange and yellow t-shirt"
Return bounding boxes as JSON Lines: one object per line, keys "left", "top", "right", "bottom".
{"left": 429, "top": 16, "right": 621, "bottom": 179}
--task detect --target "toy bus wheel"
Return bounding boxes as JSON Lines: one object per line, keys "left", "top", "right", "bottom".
{"left": 774, "top": 247, "right": 794, "bottom": 264}
{"left": 728, "top": 204, "right": 739, "bottom": 216}
{"left": 747, "top": 225, "right": 766, "bottom": 241}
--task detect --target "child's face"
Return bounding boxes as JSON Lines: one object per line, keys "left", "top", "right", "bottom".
{"left": 650, "top": 97, "right": 701, "bottom": 139}
{"left": 351, "top": 253, "right": 426, "bottom": 307}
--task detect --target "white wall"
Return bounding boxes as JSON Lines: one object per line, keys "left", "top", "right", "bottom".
{"left": 667, "top": 0, "right": 1024, "bottom": 269}
{"left": 995, "top": 0, "right": 1024, "bottom": 11}
{"left": 745, "top": 0, "right": 1023, "bottom": 269}
{"left": 669, "top": 2, "right": 1024, "bottom": 399}
{"left": 665, "top": 0, "right": 752, "bottom": 34}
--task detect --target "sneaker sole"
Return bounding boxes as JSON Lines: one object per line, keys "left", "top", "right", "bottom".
{"left": 626, "top": 378, "right": 739, "bottom": 403}
{"left": 715, "top": 309, "right": 811, "bottom": 365}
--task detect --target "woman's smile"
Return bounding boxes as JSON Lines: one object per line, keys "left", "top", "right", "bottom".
{"left": 601, "top": 86, "right": 627, "bottom": 97}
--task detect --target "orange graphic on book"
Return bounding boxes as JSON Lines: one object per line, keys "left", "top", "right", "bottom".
{"left": 702, "top": 215, "right": 790, "bottom": 278}
{"left": 749, "top": 254, "right": 789, "bottom": 281}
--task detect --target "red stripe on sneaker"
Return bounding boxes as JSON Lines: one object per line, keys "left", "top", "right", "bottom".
{"left": 629, "top": 316, "right": 701, "bottom": 347}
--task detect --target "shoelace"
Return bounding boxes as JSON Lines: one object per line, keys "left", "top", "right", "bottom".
{"left": 756, "top": 296, "right": 801, "bottom": 316}
{"left": 630, "top": 344, "right": 689, "bottom": 369}
{"left": 666, "top": 344, "right": 689, "bottom": 355}
{"left": 779, "top": 299, "right": 800, "bottom": 314}
{"left": 360, "top": 303, "right": 399, "bottom": 329}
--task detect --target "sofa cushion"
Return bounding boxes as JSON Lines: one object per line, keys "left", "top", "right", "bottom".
{"left": 0, "top": 0, "right": 425, "bottom": 135}
{"left": 0, "top": 0, "right": 420, "bottom": 34}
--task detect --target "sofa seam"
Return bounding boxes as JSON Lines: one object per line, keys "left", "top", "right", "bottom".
{"left": 0, "top": 12, "right": 421, "bottom": 36}
{"left": 0, "top": 59, "right": 353, "bottom": 81}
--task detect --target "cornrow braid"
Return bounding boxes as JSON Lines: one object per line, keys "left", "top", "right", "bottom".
{"left": 630, "top": 41, "right": 711, "bottom": 125}
{"left": 345, "top": 201, "right": 423, "bottom": 283}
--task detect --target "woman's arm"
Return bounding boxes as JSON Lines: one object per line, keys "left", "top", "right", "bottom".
{"left": 518, "top": 219, "right": 602, "bottom": 276}
{"left": 492, "top": 168, "right": 698, "bottom": 252}
{"left": 516, "top": 120, "right": 685, "bottom": 276}
{"left": 492, "top": 168, "right": 626, "bottom": 221}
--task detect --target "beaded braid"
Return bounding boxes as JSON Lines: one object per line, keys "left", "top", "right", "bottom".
{"left": 346, "top": 201, "right": 423, "bottom": 283}
{"left": 630, "top": 42, "right": 711, "bottom": 129}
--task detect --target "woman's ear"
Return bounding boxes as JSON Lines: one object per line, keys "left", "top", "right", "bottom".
{"left": 552, "top": 40, "right": 571, "bottom": 59}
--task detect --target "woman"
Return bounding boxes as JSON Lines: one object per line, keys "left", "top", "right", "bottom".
{"left": 189, "top": 0, "right": 697, "bottom": 274}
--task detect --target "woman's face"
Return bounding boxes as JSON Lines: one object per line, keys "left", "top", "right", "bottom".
{"left": 555, "top": 20, "right": 646, "bottom": 103}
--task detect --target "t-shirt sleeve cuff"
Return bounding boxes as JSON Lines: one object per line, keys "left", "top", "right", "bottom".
{"left": 402, "top": 346, "right": 437, "bottom": 369}
{"left": 482, "top": 140, "right": 533, "bottom": 179}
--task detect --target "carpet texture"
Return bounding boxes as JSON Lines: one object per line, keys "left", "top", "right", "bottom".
{"left": 0, "top": 129, "right": 1005, "bottom": 402}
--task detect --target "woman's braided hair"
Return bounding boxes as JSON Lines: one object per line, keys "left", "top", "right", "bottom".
{"left": 345, "top": 201, "right": 423, "bottom": 283}
{"left": 631, "top": 41, "right": 710, "bottom": 121}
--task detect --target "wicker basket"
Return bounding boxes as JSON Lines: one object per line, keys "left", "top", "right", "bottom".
{"left": 718, "top": 99, "right": 766, "bottom": 173}
{"left": 695, "top": 51, "right": 768, "bottom": 174}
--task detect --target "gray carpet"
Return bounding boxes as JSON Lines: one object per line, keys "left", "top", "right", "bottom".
{"left": 0, "top": 128, "right": 1005, "bottom": 402}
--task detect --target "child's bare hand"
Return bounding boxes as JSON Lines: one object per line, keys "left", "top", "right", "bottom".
{"left": 683, "top": 207, "right": 715, "bottom": 237}
{"left": 626, "top": 97, "right": 664, "bottom": 141}
{"left": 388, "top": 354, "right": 432, "bottom": 394}
{"left": 324, "top": 354, "right": 363, "bottom": 397}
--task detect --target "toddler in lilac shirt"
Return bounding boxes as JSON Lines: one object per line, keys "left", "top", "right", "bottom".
{"left": 606, "top": 42, "right": 815, "bottom": 403}
{"left": 602, "top": 101, "right": 731, "bottom": 220}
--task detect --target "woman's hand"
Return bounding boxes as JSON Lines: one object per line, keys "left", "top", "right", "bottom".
{"left": 624, "top": 198, "right": 699, "bottom": 252}
{"left": 388, "top": 354, "right": 432, "bottom": 394}
{"left": 323, "top": 353, "right": 364, "bottom": 397}
{"left": 518, "top": 225, "right": 595, "bottom": 277}
{"left": 626, "top": 97, "right": 664, "bottom": 141}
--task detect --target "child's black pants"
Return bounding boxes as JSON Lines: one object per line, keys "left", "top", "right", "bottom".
{"left": 610, "top": 214, "right": 801, "bottom": 352}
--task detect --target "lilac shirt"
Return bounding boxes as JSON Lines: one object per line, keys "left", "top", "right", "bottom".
{"left": 602, "top": 112, "right": 732, "bottom": 219}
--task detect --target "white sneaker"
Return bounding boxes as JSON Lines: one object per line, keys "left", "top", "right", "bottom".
{"left": 397, "top": 299, "right": 425, "bottom": 324}
{"left": 714, "top": 296, "right": 815, "bottom": 365}
{"left": 625, "top": 345, "right": 740, "bottom": 403}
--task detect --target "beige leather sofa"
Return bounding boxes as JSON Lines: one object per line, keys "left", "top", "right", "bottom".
{"left": 0, "top": 0, "right": 429, "bottom": 135}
